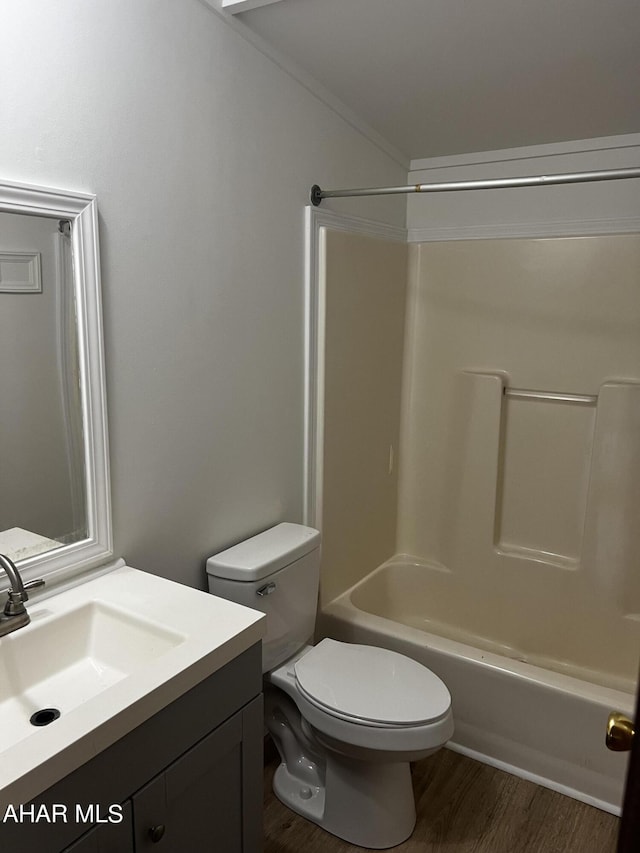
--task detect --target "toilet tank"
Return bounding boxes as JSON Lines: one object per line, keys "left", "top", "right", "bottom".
{"left": 206, "top": 523, "right": 321, "bottom": 672}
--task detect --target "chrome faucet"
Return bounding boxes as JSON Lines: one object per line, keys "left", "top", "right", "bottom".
{"left": 0, "top": 553, "right": 45, "bottom": 637}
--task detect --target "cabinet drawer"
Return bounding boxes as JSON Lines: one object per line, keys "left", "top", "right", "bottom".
{"left": 133, "top": 713, "right": 243, "bottom": 852}
{"left": 62, "top": 802, "right": 133, "bottom": 853}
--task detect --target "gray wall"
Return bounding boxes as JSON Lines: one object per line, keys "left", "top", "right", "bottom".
{"left": 0, "top": 0, "right": 406, "bottom": 588}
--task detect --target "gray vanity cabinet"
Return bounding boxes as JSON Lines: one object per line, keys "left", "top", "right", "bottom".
{"left": 3, "top": 644, "right": 263, "bottom": 853}
{"left": 132, "top": 710, "right": 244, "bottom": 852}
{"left": 65, "top": 708, "right": 250, "bottom": 853}
{"left": 63, "top": 803, "right": 134, "bottom": 852}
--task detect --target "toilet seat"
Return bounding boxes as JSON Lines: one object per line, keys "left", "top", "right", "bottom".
{"left": 269, "top": 639, "right": 454, "bottom": 756}
{"left": 294, "top": 638, "right": 451, "bottom": 727}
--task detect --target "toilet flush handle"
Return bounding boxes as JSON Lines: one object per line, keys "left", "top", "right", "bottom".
{"left": 256, "top": 582, "right": 276, "bottom": 597}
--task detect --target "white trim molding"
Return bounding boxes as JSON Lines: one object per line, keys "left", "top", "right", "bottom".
{"left": 409, "top": 133, "right": 640, "bottom": 173}
{"left": 408, "top": 216, "right": 640, "bottom": 243}
{"left": 0, "top": 179, "right": 112, "bottom": 588}
{"left": 407, "top": 134, "right": 640, "bottom": 242}
{"left": 303, "top": 206, "right": 406, "bottom": 529}
{"left": 222, "top": 0, "right": 284, "bottom": 12}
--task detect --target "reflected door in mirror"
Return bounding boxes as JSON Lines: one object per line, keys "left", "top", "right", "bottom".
{"left": 0, "top": 211, "right": 86, "bottom": 559}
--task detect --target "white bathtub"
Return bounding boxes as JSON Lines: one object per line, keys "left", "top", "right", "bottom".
{"left": 319, "top": 558, "right": 634, "bottom": 815}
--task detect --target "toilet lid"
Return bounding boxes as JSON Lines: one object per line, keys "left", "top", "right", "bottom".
{"left": 294, "top": 638, "right": 451, "bottom": 727}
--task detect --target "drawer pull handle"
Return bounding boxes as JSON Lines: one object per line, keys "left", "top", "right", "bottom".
{"left": 148, "top": 824, "right": 166, "bottom": 843}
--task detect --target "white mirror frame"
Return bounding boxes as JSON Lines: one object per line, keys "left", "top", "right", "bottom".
{"left": 0, "top": 179, "right": 112, "bottom": 586}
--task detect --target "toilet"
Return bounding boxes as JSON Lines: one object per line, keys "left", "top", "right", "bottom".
{"left": 206, "top": 523, "right": 454, "bottom": 849}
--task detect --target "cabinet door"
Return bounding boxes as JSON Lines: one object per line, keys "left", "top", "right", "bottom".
{"left": 133, "top": 711, "right": 244, "bottom": 852}
{"left": 63, "top": 802, "right": 134, "bottom": 852}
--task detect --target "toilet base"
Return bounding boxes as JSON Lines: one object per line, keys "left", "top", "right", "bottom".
{"left": 265, "top": 679, "right": 424, "bottom": 848}
{"left": 272, "top": 755, "right": 416, "bottom": 849}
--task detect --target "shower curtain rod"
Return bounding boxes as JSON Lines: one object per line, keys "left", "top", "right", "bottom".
{"left": 309, "top": 166, "right": 640, "bottom": 206}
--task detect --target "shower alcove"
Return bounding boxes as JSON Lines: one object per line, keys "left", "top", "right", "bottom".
{"left": 306, "top": 213, "right": 640, "bottom": 814}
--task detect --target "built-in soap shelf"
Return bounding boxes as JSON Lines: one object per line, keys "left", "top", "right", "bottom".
{"left": 503, "top": 387, "right": 597, "bottom": 405}
{"left": 445, "top": 371, "right": 640, "bottom": 616}
{"left": 496, "top": 380, "right": 598, "bottom": 571}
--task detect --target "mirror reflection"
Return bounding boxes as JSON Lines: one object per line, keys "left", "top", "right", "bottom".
{"left": 0, "top": 210, "right": 86, "bottom": 561}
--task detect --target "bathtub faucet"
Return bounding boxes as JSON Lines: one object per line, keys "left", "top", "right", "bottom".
{"left": 0, "top": 553, "right": 45, "bottom": 637}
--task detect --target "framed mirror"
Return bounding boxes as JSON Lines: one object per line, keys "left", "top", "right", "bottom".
{"left": 0, "top": 179, "right": 111, "bottom": 588}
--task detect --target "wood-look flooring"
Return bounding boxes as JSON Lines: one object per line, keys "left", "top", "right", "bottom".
{"left": 264, "top": 748, "right": 619, "bottom": 853}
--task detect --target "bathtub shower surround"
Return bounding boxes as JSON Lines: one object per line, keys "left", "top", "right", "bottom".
{"left": 319, "top": 227, "right": 408, "bottom": 606}
{"left": 380, "top": 371, "right": 640, "bottom": 690}
{"left": 315, "top": 229, "right": 640, "bottom": 814}
{"left": 397, "top": 235, "right": 640, "bottom": 692}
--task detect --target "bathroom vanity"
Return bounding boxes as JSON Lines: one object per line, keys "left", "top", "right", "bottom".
{"left": 2, "top": 642, "right": 263, "bottom": 853}
{"left": 0, "top": 565, "right": 265, "bottom": 853}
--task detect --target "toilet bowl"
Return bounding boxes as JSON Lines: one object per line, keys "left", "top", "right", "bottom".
{"left": 272, "top": 639, "right": 453, "bottom": 755}
{"left": 206, "top": 523, "right": 454, "bottom": 849}
{"left": 266, "top": 639, "right": 453, "bottom": 848}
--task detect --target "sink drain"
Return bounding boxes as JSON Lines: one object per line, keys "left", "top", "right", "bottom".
{"left": 30, "top": 708, "right": 61, "bottom": 727}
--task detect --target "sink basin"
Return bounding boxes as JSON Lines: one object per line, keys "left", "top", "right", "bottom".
{"left": 0, "top": 561, "right": 265, "bottom": 807}
{"left": 0, "top": 601, "right": 185, "bottom": 746}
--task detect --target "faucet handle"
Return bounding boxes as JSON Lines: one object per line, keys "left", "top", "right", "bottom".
{"left": 3, "top": 579, "right": 45, "bottom": 615}
{"left": 19, "top": 578, "right": 45, "bottom": 603}
{"left": 4, "top": 590, "right": 27, "bottom": 617}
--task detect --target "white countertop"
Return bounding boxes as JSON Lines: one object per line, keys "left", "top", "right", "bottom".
{"left": 0, "top": 527, "right": 62, "bottom": 563}
{"left": 0, "top": 564, "right": 265, "bottom": 807}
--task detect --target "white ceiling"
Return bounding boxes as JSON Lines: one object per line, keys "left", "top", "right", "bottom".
{"left": 235, "top": 0, "right": 640, "bottom": 162}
